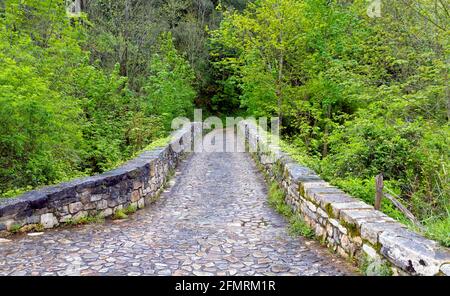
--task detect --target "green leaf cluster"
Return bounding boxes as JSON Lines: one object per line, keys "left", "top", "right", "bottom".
{"left": 210, "top": 0, "right": 449, "bottom": 245}
{"left": 0, "top": 1, "right": 196, "bottom": 195}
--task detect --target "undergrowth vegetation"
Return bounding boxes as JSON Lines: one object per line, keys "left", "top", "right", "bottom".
{"left": 64, "top": 214, "right": 105, "bottom": 226}
{"left": 113, "top": 204, "right": 139, "bottom": 220}
{"left": 0, "top": 1, "right": 201, "bottom": 197}
{"left": 268, "top": 181, "right": 314, "bottom": 239}
{"left": 210, "top": 0, "right": 449, "bottom": 247}
{"left": 0, "top": 0, "right": 448, "bottom": 247}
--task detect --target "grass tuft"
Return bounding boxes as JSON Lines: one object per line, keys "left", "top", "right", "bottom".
{"left": 123, "top": 204, "right": 138, "bottom": 215}
{"left": 359, "top": 254, "right": 393, "bottom": 276}
{"left": 288, "top": 216, "right": 315, "bottom": 238}
{"left": 268, "top": 181, "right": 314, "bottom": 239}
{"left": 421, "top": 212, "right": 450, "bottom": 247}
{"left": 65, "top": 214, "right": 104, "bottom": 226}
{"left": 113, "top": 209, "right": 128, "bottom": 220}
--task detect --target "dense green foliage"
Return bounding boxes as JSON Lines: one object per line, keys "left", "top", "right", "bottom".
{"left": 0, "top": 0, "right": 249, "bottom": 196}
{"left": 143, "top": 33, "right": 196, "bottom": 128}
{"left": 1, "top": 0, "right": 86, "bottom": 194}
{"left": 268, "top": 181, "right": 314, "bottom": 238}
{"left": 0, "top": 0, "right": 448, "bottom": 245}
{"left": 82, "top": 0, "right": 249, "bottom": 102}
{"left": 210, "top": 0, "right": 449, "bottom": 245}
{"left": 0, "top": 0, "right": 199, "bottom": 196}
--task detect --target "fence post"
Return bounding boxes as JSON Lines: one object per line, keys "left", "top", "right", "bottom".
{"left": 374, "top": 173, "right": 383, "bottom": 210}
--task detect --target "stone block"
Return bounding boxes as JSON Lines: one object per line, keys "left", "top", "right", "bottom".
{"left": 79, "top": 189, "right": 91, "bottom": 204}
{"left": 329, "top": 218, "right": 347, "bottom": 235}
{"left": 300, "top": 203, "right": 317, "bottom": 221}
{"left": 332, "top": 227, "right": 341, "bottom": 243}
{"left": 3, "top": 220, "right": 16, "bottom": 231}
{"left": 305, "top": 200, "right": 317, "bottom": 213}
{"left": 312, "top": 193, "right": 354, "bottom": 210}
{"left": 287, "top": 185, "right": 299, "bottom": 200}
{"left": 108, "top": 199, "right": 119, "bottom": 208}
{"left": 327, "top": 239, "right": 337, "bottom": 251}
{"left": 131, "top": 190, "right": 141, "bottom": 202}
{"left": 301, "top": 181, "right": 333, "bottom": 193}
{"left": 68, "top": 202, "right": 83, "bottom": 214}
{"left": 91, "top": 194, "right": 106, "bottom": 202}
{"left": 360, "top": 221, "right": 405, "bottom": 245}
{"left": 305, "top": 187, "right": 345, "bottom": 202}
{"left": 25, "top": 215, "right": 40, "bottom": 225}
{"left": 58, "top": 206, "right": 69, "bottom": 215}
{"left": 350, "top": 235, "right": 363, "bottom": 247}
{"left": 118, "top": 194, "right": 129, "bottom": 204}
{"left": 298, "top": 177, "right": 329, "bottom": 196}
{"left": 83, "top": 202, "right": 96, "bottom": 210}
{"left": 40, "top": 213, "right": 58, "bottom": 229}
{"left": 337, "top": 246, "right": 349, "bottom": 259}
{"left": 340, "top": 234, "right": 352, "bottom": 252}
{"left": 318, "top": 217, "right": 326, "bottom": 226}
{"left": 142, "top": 187, "right": 151, "bottom": 195}
{"left": 315, "top": 224, "right": 326, "bottom": 239}
{"left": 330, "top": 201, "right": 374, "bottom": 219}
{"left": 138, "top": 198, "right": 145, "bottom": 209}
{"left": 59, "top": 215, "right": 72, "bottom": 223}
{"left": 114, "top": 205, "right": 123, "bottom": 212}
{"left": 362, "top": 244, "right": 381, "bottom": 261}
{"left": 133, "top": 181, "right": 143, "bottom": 190}
{"left": 440, "top": 264, "right": 450, "bottom": 276}
{"left": 379, "top": 228, "right": 450, "bottom": 276}
{"left": 96, "top": 200, "right": 108, "bottom": 210}
{"left": 340, "top": 208, "right": 394, "bottom": 230}
{"left": 285, "top": 164, "right": 316, "bottom": 182}
{"left": 326, "top": 223, "right": 334, "bottom": 237}
{"left": 316, "top": 207, "right": 328, "bottom": 219}
{"left": 100, "top": 208, "right": 113, "bottom": 218}
{"left": 150, "top": 163, "right": 156, "bottom": 177}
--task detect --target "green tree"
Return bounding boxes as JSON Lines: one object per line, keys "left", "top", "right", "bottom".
{"left": 210, "top": 0, "right": 449, "bottom": 243}
{"left": 143, "top": 32, "right": 196, "bottom": 128}
{"left": 0, "top": 0, "right": 84, "bottom": 193}
{"left": 0, "top": 0, "right": 165, "bottom": 194}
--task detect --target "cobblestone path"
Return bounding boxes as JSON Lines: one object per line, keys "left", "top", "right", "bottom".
{"left": 0, "top": 130, "right": 357, "bottom": 276}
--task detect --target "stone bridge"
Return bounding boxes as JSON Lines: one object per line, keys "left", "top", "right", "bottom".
{"left": 0, "top": 123, "right": 449, "bottom": 276}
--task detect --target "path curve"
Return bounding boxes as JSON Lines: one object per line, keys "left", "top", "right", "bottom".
{"left": 0, "top": 130, "right": 357, "bottom": 276}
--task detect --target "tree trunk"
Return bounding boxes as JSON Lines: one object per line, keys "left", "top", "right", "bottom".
{"left": 120, "top": 0, "right": 130, "bottom": 77}
{"left": 445, "top": 61, "right": 449, "bottom": 122}
{"left": 322, "top": 105, "right": 331, "bottom": 157}
{"left": 80, "top": 0, "right": 87, "bottom": 11}
{"left": 276, "top": 1, "right": 284, "bottom": 126}
{"left": 277, "top": 49, "right": 283, "bottom": 125}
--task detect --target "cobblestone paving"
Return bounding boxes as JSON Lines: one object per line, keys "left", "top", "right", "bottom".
{"left": 0, "top": 130, "right": 357, "bottom": 276}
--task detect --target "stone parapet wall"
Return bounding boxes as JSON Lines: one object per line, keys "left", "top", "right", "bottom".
{"left": 238, "top": 120, "right": 450, "bottom": 276}
{"left": 0, "top": 123, "right": 202, "bottom": 235}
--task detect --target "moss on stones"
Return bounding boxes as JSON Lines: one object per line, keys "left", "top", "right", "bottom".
{"left": 325, "top": 203, "right": 335, "bottom": 219}
{"left": 340, "top": 220, "right": 360, "bottom": 238}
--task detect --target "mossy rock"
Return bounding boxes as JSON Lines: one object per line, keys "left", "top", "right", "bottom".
{"left": 324, "top": 203, "right": 336, "bottom": 219}
{"left": 340, "top": 220, "right": 360, "bottom": 238}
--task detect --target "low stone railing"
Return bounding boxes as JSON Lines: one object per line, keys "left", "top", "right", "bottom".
{"left": 0, "top": 123, "right": 202, "bottom": 236}
{"left": 238, "top": 120, "right": 450, "bottom": 276}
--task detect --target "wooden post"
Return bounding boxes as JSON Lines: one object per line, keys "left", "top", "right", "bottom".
{"left": 374, "top": 173, "right": 383, "bottom": 210}
{"left": 374, "top": 174, "right": 423, "bottom": 230}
